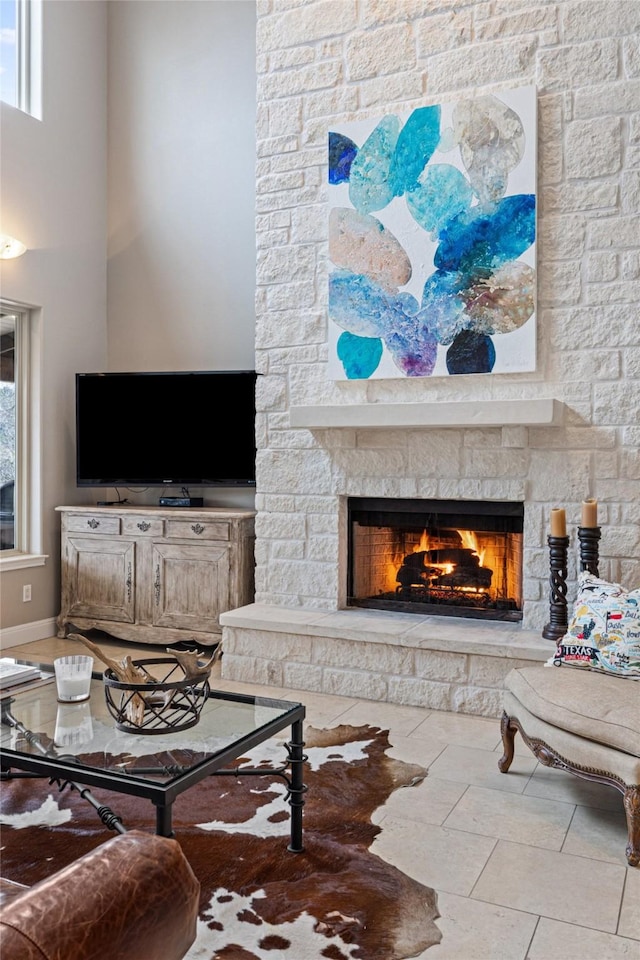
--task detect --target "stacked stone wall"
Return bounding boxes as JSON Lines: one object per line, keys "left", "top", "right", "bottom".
{"left": 254, "top": 0, "right": 640, "bottom": 632}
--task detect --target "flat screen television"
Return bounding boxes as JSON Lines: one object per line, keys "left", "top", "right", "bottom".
{"left": 76, "top": 370, "right": 257, "bottom": 487}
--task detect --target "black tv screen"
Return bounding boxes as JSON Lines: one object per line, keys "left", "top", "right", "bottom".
{"left": 76, "top": 370, "right": 257, "bottom": 487}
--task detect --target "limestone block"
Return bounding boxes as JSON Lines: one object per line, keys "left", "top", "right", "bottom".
{"left": 451, "top": 685, "right": 503, "bottom": 718}
{"left": 313, "top": 637, "right": 414, "bottom": 675}
{"left": 346, "top": 24, "right": 415, "bottom": 81}
{"left": 586, "top": 252, "right": 618, "bottom": 282}
{"left": 388, "top": 677, "right": 451, "bottom": 711}
{"left": 590, "top": 216, "right": 639, "bottom": 250}
{"left": 362, "top": 0, "right": 427, "bottom": 28}
{"left": 268, "top": 98, "right": 303, "bottom": 137}
{"left": 258, "top": 245, "right": 316, "bottom": 285}
{"left": 307, "top": 536, "right": 339, "bottom": 563}
{"left": 264, "top": 282, "right": 316, "bottom": 311}
{"left": 427, "top": 39, "right": 536, "bottom": 93}
{"left": 621, "top": 250, "right": 640, "bottom": 279}
{"left": 624, "top": 37, "right": 640, "bottom": 77}
{"left": 270, "top": 539, "right": 305, "bottom": 560}
{"left": 415, "top": 10, "right": 473, "bottom": 55}
{"left": 574, "top": 80, "right": 640, "bottom": 117}
{"left": 255, "top": 511, "right": 307, "bottom": 540}
{"left": 540, "top": 259, "right": 583, "bottom": 306}
{"left": 267, "top": 47, "right": 315, "bottom": 72}
{"left": 265, "top": 559, "right": 335, "bottom": 600}
{"left": 475, "top": 5, "right": 557, "bottom": 42}
{"left": 566, "top": 118, "right": 621, "bottom": 179}
{"left": 537, "top": 40, "right": 618, "bottom": 90}
{"left": 221, "top": 655, "right": 284, "bottom": 688}
{"left": 282, "top": 661, "right": 324, "bottom": 692}
{"left": 359, "top": 74, "right": 425, "bottom": 110}
{"left": 563, "top": 1, "right": 640, "bottom": 41}
{"left": 468, "top": 655, "right": 534, "bottom": 685}
{"left": 541, "top": 182, "right": 618, "bottom": 214}
{"left": 257, "top": 3, "right": 358, "bottom": 52}
{"left": 538, "top": 215, "right": 587, "bottom": 260}
{"left": 261, "top": 62, "right": 342, "bottom": 100}
{"left": 322, "top": 668, "right": 388, "bottom": 701}
{"left": 259, "top": 448, "right": 333, "bottom": 494}
{"left": 413, "top": 650, "right": 467, "bottom": 683}
{"left": 594, "top": 382, "right": 640, "bottom": 424}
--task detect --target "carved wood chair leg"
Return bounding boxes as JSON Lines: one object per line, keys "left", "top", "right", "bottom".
{"left": 623, "top": 786, "right": 640, "bottom": 867}
{"left": 498, "top": 710, "right": 516, "bottom": 773}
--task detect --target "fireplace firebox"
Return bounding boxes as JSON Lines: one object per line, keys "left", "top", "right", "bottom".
{"left": 347, "top": 498, "right": 524, "bottom": 623}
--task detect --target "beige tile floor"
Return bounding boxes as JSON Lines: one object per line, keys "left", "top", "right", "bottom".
{"left": 3, "top": 634, "right": 639, "bottom": 960}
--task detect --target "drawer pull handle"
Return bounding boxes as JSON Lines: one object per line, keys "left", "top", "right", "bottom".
{"left": 87, "top": 519, "right": 100, "bottom": 529}
{"left": 154, "top": 565, "right": 161, "bottom": 605}
{"left": 191, "top": 523, "right": 205, "bottom": 535}
{"left": 126, "top": 563, "right": 132, "bottom": 602}
{"left": 137, "top": 521, "right": 151, "bottom": 532}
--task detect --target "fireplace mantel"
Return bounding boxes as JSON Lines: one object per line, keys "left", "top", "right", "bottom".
{"left": 290, "top": 398, "right": 564, "bottom": 429}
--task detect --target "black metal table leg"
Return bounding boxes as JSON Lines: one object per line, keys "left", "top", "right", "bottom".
{"left": 287, "top": 718, "right": 306, "bottom": 852}
{"left": 154, "top": 800, "right": 174, "bottom": 837}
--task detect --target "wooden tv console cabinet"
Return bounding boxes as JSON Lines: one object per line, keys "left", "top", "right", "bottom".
{"left": 56, "top": 505, "right": 255, "bottom": 647}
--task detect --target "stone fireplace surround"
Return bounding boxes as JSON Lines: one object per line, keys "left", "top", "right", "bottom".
{"left": 221, "top": 401, "right": 559, "bottom": 720}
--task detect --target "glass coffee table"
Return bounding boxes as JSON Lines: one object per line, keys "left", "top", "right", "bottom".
{"left": 0, "top": 660, "right": 306, "bottom": 851}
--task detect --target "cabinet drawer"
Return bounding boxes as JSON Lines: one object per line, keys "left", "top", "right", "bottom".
{"left": 65, "top": 514, "right": 121, "bottom": 535}
{"left": 165, "top": 519, "right": 230, "bottom": 541}
{"left": 122, "top": 516, "right": 165, "bottom": 537}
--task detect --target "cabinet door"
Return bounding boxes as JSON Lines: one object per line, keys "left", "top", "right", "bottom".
{"left": 65, "top": 537, "right": 136, "bottom": 623}
{"left": 151, "top": 542, "right": 229, "bottom": 633}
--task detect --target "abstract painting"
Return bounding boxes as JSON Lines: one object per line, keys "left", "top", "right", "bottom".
{"left": 327, "top": 85, "right": 536, "bottom": 379}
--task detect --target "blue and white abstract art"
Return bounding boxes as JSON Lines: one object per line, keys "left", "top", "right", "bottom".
{"left": 327, "top": 85, "right": 537, "bottom": 380}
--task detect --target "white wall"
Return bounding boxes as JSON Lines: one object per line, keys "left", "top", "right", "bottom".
{"left": 1, "top": 0, "right": 258, "bottom": 633}
{"left": 107, "top": 1, "right": 256, "bottom": 373}
{"left": 0, "top": 0, "right": 108, "bottom": 630}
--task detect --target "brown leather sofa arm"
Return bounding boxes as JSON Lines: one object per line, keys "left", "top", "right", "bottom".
{"left": 0, "top": 830, "right": 200, "bottom": 960}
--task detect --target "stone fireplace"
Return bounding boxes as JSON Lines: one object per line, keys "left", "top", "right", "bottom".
{"left": 217, "top": 2, "right": 638, "bottom": 719}
{"left": 348, "top": 497, "right": 524, "bottom": 623}
{"left": 219, "top": 397, "right": 568, "bottom": 720}
{"left": 220, "top": 483, "right": 549, "bottom": 719}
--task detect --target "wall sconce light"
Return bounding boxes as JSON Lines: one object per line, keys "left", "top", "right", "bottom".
{"left": 0, "top": 234, "right": 28, "bottom": 259}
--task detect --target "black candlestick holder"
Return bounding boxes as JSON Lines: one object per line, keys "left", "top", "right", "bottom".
{"left": 542, "top": 534, "right": 570, "bottom": 641}
{"left": 578, "top": 525, "right": 600, "bottom": 577}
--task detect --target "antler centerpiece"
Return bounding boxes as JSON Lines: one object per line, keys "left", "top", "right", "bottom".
{"left": 69, "top": 634, "right": 219, "bottom": 733}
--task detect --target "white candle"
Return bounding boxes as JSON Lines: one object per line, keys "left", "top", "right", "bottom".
{"left": 56, "top": 676, "right": 91, "bottom": 701}
{"left": 54, "top": 655, "right": 93, "bottom": 702}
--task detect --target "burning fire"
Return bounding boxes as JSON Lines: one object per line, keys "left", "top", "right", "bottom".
{"left": 409, "top": 531, "right": 453, "bottom": 575}
{"left": 385, "top": 527, "right": 493, "bottom": 595}
{"left": 456, "top": 529, "right": 485, "bottom": 567}
{"left": 410, "top": 528, "right": 485, "bottom": 573}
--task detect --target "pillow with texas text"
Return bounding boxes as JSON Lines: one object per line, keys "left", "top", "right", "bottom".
{"left": 546, "top": 572, "right": 640, "bottom": 678}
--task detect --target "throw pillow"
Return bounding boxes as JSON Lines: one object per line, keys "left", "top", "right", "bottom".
{"left": 546, "top": 572, "right": 640, "bottom": 679}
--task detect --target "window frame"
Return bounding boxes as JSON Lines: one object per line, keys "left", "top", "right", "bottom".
{"left": 0, "top": 299, "right": 46, "bottom": 571}
{"left": 0, "top": 0, "right": 42, "bottom": 118}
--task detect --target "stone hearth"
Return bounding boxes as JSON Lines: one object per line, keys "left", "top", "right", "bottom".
{"left": 220, "top": 604, "right": 550, "bottom": 719}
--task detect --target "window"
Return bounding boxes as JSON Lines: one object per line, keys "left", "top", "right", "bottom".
{"left": 0, "top": 0, "right": 41, "bottom": 117}
{"left": 0, "top": 301, "right": 44, "bottom": 569}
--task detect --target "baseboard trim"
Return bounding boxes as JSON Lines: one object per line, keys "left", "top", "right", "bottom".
{"left": 0, "top": 617, "right": 58, "bottom": 651}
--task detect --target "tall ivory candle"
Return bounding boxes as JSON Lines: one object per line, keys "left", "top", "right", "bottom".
{"left": 550, "top": 508, "right": 566, "bottom": 537}
{"left": 581, "top": 498, "right": 598, "bottom": 527}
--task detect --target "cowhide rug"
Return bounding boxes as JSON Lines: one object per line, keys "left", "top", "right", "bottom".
{"left": 0, "top": 723, "right": 441, "bottom": 959}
